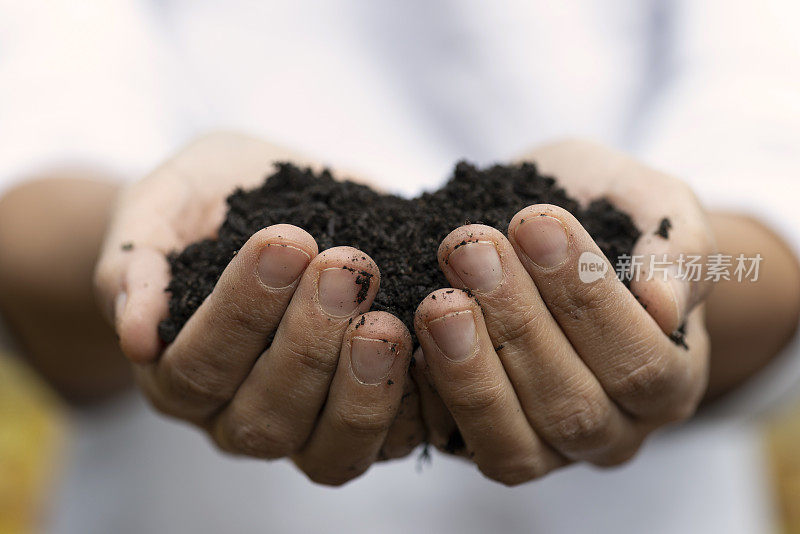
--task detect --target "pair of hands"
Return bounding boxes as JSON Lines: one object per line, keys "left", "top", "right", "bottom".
{"left": 95, "top": 133, "right": 714, "bottom": 486}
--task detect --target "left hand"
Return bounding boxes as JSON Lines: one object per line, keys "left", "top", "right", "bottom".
{"left": 94, "top": 133, "right": 424, "bottom": 485}
{"left": 412, "top": 140, "right": 715, "bottom": 485}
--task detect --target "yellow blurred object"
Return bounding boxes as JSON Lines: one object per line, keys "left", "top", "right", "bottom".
{"left": 0, "top": 350, "right": 64, "bottom": 534}
{"left": 767, "top": 399, "right": 800, "bottom": 534}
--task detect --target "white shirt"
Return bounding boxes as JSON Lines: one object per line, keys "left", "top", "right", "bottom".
{"left": 1, "top": 1, "right": 799, "bottom": 532}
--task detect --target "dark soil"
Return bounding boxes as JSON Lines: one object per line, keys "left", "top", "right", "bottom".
{"left": 444, "top": 428, "right": 467, "bottom": 454}
{"left": 158, "top": 161, "right": 642, "bottom": 344}
{"left": 669, "top": 323, "right": 688, "bottom": 349}
{"left": 655, "top": 217, "right": 672, "bottom": 239}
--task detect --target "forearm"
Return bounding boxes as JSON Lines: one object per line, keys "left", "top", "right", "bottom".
{"left": 0, "top": 174, "right": 131, "bottom": 404}
{"left": 704, "top": 212, "right": 800, "bottom": 401}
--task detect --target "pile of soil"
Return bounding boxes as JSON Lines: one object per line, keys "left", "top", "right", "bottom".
{"left": 158, "top": 162, "right": 641, "bottom": 344}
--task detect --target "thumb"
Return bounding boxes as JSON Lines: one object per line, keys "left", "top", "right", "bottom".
{"left": 629, "top": 215, "right": 715, "bottom": 335}
{"left": 95, "top": 246, "right": 170, "bottom": 364}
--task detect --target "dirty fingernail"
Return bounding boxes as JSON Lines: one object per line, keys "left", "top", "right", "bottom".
{"left": 258, "top": 244, "right": 311, "bottom": 288}
{"left": 448, "top": 241, "right": 503, "bottom": 292}
{"left": 350, "top": 336, "right": 397, "bottom": 384}
{"left": 319, "top": 267, "right": 369, "bottom": 316}
{"left": 428, "top": 310, "right": 477, "bottom": 361}
{"left": 515, "top": 215, "right": 570, "bottom": 268}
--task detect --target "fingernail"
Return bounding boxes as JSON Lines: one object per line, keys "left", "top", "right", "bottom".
{"left": 258, "top": 244, "right": 311, "bottom": 289}
{"left": 318, "top": 267, "right": 370, "bottom": 316}
{"left": 515, "top": 215, "right": 570, "bottom": 268}
{"left": 428, "top": 310, "right": 477, "bottom": 361}
{"left": 448, "top": 241, "right": 503, "bottom": 292}
{"left": 350, "top": 337, "right": 397, "bottom": 384}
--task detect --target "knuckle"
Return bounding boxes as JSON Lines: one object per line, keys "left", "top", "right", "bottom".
{"left": 161, "top": 361, "right": 231, "bottom": 407}
{"left": 489, "top": 302, "right": 541, "bottom": 348}
{"left": 592, "top": 442, "right": 641, "bottom": 467}
{"left": 139, "top": 383, "right": 181, "bottom": 419}
{"left": 661, "top": 398, "right": 700, "bottom": 424}
{"left": 658, "top": 373, "right": 706, "bottom": 423}
{"left": 448, "top": 382, "right": 506, "bottom": 418}
{"left": 547, "top": 283, "right": 611, "bottom": 324}
{"left": 333, "top": 406, "right": 393, "bottom": 437}
{"left": 541, "top": 396, "right": 614, "bottom": 453}
{"left": 220, "top": 299, "right": 267, "bottom": 339}
{"left": 479, "top": 455, "right": 545, "bottom": 486}
{"left": 304, "top": 467, "right": 362, "bottom": 487}
{"left": 280, "top": 337, "right": 339, "bottom": 378}
{"left": 614, "top": 354, "right": 687, "bottom": 409}
{"left": 223, "top": 416, "right": 294, "bottom": 458}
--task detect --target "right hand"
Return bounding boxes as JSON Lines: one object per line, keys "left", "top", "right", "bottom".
{"left": 410, "top": 140, "right": 714, "bottom": 485}
{"left": 94, "top": 132, "right": 424, "bottom": 485}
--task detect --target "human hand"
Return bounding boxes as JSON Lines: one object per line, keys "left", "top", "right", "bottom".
{"left": 94, "top": 133, "right": 423, "bottom": 485}
{"left": 412, "top": 140, "right": 714, "bottom": 485}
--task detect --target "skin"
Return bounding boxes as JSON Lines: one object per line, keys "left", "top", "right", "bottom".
{"left": 412, "top": 141, "right": 716, "bottom": 481}
{"left": 0, "top": 172, "right": 131, "bottom": 403}
{"left": 705, "top": 213, "right": 800, "bottom": 401}
{"left": 1, "top": 133, "right": 798, "bottom": 485}
{"left": 413, "top": 142, "right": 799, "bottom": 483}
{"left": 90, "top": 133, "right": 424, "bottom": 485}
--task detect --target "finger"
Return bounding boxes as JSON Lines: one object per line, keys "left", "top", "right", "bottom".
{"left": 519, "top": 139, "right": 715, "bottom": 334}
{"left": 508, "top": 204, "right": 707, "bottom": 421}
{"left": 410, "top": 347, "right": 465, "bottom": 456}
{"left": 93, "top": 246, "right": 170, "bottom": 363}
{"left": 628, "top": 197, "right": 716, "bottom": 334}
{"left": 682, "top": 305, "right": 711, "bottom": 392}
{"left": 212, "top": 246, "right": 379, "bottom": 458}
{"left": 136, "top": 224, "right": 317, "bottom": 421}
{"left": 293, "top": 312, "right": 412, "bottom": 485}
{"left": 415, "top": 289, "right": 566, "bottom": 486}
{"left": 438, "top": 225, "right": 642, "bottom": 463}
{"left": 378, "top": 367, "right": 426, "bottom": 460}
